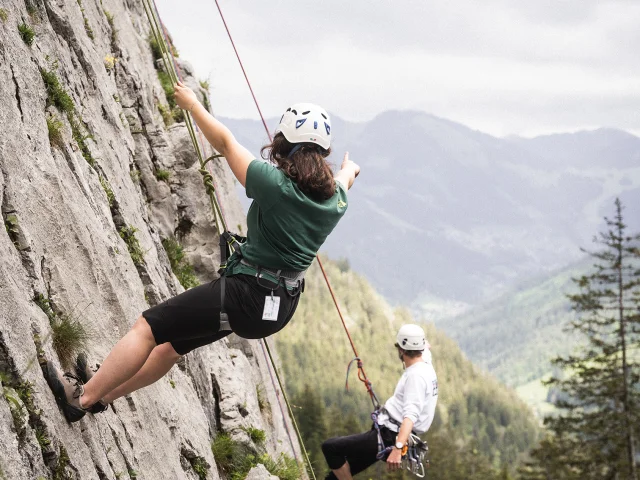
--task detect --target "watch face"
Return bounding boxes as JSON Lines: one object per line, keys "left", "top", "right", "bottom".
{"left": 395, "top": 441, "right": 404, "bottom": 449}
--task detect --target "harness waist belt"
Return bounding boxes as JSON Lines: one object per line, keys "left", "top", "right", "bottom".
{"left": 240, "top": 259, "right": 306, "bottom": 289}
{"left": 379, "top": 407, "right": 420, "bottom": 436}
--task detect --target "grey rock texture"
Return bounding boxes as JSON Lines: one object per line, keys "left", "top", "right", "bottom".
{"left": 0, "top": 0, "right": 300, "bottom": 478}
{"left": 245, "top": 464, "right": 279, "bottom": 480}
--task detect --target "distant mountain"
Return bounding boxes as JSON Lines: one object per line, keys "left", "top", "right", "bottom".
{"left": 221, "top": 112, "right": 640, "bottom": 310}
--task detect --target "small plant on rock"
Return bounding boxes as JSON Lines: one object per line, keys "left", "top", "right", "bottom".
{"left": 157, "top": 103, "right": 173, "bottom": 127}
{"left": 119, "top": 225, "right": 145, "bottom": 267}
{"left": 104, "top": 9, "right": 117, "bottom": 45}
{"left": 46, "top": 115, "right": 65, "bottom": 149}
{"left": 0, "top": 9, "right": 8, "bottom": 22}
{"left": 242, "top": 426, "right": 266, "bottom": 446}
{"left": 260, "top": 453, "right": 301, "bottom": 480}
{"left": 69, "top": 115, "right": 95, "bottom": 167}
{"left": 99, "top": 176, "right": 115, "bottom": 208}
{"left": 51, "top": 314, "right": 92, "bottom": 368}
{"left": 129, "top": 169, "right": 141, "bottom": 184}
{"left": 41, "top": 67, "right": 74, "bottom": 114}
{"left": 162, "top": 238, "right": 199, "bottom": 289}
{"left": 149, "top": 35, "right": 163, "bottom": 62}
{"left": 172, "top": 107, "right": 184, "bottom": 123}
{"left": 4, "top": 214, "right": 19, "bottom": 246}
{"left": 157, "top": 70, "right": 175, "bottom": 107}
{"left": 18, "top": 22, "right": 35, "bottom": 46}
{"left": 155, "top": 169, "right": 170, "bottom": 182}
{"left": 104, "top": 55, "right": 117, "bottom": 73}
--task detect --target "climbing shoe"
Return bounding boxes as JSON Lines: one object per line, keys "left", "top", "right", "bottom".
{"left": 44, "top": 361, "right": 87, "bottom": 423}
{"left": 75, "top": 353, "right": 109, "bottom": 414}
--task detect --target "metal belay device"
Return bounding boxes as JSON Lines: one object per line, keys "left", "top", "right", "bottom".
{"left": 404, "top": 432, "right": 429, "bottom": 478}
{"left": 372, "top": 408, "right": 430, "bottom": 478}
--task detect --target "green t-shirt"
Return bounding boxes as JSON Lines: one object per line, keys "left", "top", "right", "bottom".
{"left": 227, "top": 159, "right": 348, "bottom": 275}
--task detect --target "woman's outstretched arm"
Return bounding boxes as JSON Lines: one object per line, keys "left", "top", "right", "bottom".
{"left": 174, "top": 82, "right": 253, "bottom": 187}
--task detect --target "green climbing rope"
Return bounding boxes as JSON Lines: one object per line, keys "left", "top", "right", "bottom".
{"left": 141, "top": 0, "right": 226, "bottom": 235}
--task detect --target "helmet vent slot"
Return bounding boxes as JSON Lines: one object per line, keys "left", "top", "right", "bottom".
{"left": 321, "top": 113, "right": 328, "bottom": 119}
{"left": 291, "top": 109, "right": 298, "bottom": 115}
{"left": 302, "top": 110, "right": 310, "bottom": 115}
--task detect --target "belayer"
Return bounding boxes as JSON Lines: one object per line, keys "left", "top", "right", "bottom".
{"left": 322, "top": 324, "right": 438, "bottom": 479}
{"left": 44, "top": 82, "right": 360, "bottom": 422}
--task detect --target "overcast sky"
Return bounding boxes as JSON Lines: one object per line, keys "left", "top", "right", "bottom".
{"left": 154, "top": 0, "right": 640, "bottom": 137}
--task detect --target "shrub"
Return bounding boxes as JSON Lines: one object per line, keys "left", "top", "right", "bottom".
{"left": 190, "top": 457, "right": 208, "bottom": 480}
{"left": 162, "top": 238, "right": 199, "bottom": 289}
{"left": 241, "top": 426, "right": 266, "bottom": 446}
{"left": 18, "top": 23, "right": 35, "bottom": 46}
{"left": 0, "top": 9, "right": 8, "bottom": 22}
{"left": 46, "top": 115, "right": 65, "bottom": 149}
{"left": 211, "top": 434, "right": 255, "bottom": 479}
{"left": 119, "top": 226, "right": 145, "bottom": 267}
{"left": 260, "top": 453, "right": 301, "bottom": 480}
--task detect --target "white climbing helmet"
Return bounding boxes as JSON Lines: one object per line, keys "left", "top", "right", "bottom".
{"left": 275, "top": 103, "right": 331, "bottom": 150}
{"left": 396, "top": 324, "right": 427, "bottom": 351}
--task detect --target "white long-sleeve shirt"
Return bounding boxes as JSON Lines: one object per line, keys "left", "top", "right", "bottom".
{"left": 377, "top": 358, "right": 438, "bottom": 435}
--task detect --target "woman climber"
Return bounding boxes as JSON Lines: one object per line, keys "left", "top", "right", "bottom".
{"left": 44, "top": 81, "right": 360, "bottom": 422}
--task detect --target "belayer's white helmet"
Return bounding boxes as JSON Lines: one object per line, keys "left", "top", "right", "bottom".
{"left": 396, "top": 324, "right": 427, "bottom": 351}
{"left": 275, "top": 103, "right": 331, "bottom": 150}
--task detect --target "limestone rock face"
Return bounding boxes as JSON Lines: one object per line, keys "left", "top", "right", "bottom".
{"left": 245, "top": 464, "right": 279, "bottom": 480}
{"left": 0, "top": 0, "right": 299, "bottom": 478}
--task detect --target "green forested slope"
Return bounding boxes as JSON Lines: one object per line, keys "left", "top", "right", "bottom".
{"left": 438, "top": 260, "right": 590, "bottom": 388}
{"left": 274, "top": 257, "right": 540, "bottom": 479}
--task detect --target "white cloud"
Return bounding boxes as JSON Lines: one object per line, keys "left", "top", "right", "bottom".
{"left": 155, "top": 0, "right": 640, "bottom": 136}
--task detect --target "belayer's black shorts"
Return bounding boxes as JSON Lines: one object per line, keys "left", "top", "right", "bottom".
{"left": 142, "top": 274, "right": 300, "bottom": 355}
{"left": 321, "top": 425, "right": 396, "bottom": 479}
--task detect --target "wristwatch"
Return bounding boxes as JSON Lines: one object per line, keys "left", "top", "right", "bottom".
{"left": 395, "top": 441, "right": 404, "bottom": 450}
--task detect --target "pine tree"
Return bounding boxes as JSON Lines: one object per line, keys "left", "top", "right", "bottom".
{"left": 525, "top": 199, "right": 640, "bottom": 479}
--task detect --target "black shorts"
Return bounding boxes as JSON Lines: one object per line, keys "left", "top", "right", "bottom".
{"left": 143, "top": 274, "right": 300, "bottom": 355}
{"left": 321, "top": 425, "right": 396, "bottom": 479}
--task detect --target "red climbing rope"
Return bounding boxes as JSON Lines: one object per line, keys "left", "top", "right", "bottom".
{"left": 213, "top": 0, "right": 271, "bottom": 141}
{"left": 213, "top": 0, "right": 379, "bottom": 408}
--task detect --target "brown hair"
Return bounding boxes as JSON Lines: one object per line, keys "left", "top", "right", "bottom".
{"left": 261, "top": 133, "right": 335, "bottom": 201}
{"left": 396, "top": 344, "right": 424, "bottom": 359}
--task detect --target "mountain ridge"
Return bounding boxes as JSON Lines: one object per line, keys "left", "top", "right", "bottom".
{"left": 223, "top": 111, "right": 640, "bottom": 308}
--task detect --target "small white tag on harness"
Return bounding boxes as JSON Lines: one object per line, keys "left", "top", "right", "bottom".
{"left": 262, "top": 295, "right": 280, "bottom": 321}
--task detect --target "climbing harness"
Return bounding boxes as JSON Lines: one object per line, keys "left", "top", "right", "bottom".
{"left": 371, "top": 408, "right": 430, "bottom": 478}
